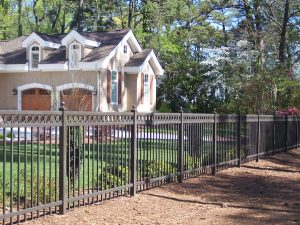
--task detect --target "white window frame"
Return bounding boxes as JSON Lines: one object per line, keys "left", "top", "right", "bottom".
{"left": 111, "top": 70, "right": 118, "bottom": 104}
{"left": 144, "top": 73, "right": 150, "bottom": 104}
{"left": 69, "top": 43, "right": 81, "bottom": 69}
{"left": 30, "top": 45, "right": 40, "bottom": 70}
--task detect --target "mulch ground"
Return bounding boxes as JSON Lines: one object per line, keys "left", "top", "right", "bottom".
{"left": 24, "top": 149, "right": 300, "bottom": 225}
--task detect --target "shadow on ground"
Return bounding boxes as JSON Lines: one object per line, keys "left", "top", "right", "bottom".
{"left": 146, "top": 149, "right": 300, "bottom": 225}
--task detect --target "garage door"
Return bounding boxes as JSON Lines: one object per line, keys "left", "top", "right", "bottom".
{"left": 60, "top": 88, "right": 92, "bottom": 111}
{"left": 22, "top": 88, "right": 51, "bottom": 111}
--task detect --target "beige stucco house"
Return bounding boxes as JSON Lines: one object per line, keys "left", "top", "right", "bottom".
{"left": 0, "top": 29, "right": 163, "bottom": 112}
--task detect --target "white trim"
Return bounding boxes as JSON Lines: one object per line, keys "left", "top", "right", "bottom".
{"left": 61, "top": 30, "right": 100, "bottom": 47}
{"left": 39, "top": 62, "right": 68, "bottom": 71}
{"left": 56, "top": 83, "right": 96, "bottom": 111}
{"left": 124, "top": 66, "right": 142, "bottom": 74}
{"left": 0, "top": 63, "right": 28, "bottom": 73}
{"left": 79, "top": 62, "right": 102, "bottom": 71}
{"left": 22, "top": 32, "right": 61, "bottom": 49}
{"left": 140, "top": 51, "right": 164, "bottom": 75}
{"left": 16, "top": 83, "right": 53, "bottom": 111}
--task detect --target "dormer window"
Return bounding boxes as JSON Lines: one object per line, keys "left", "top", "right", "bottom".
{"left": 69, "top": 43, "right": 81, "bottom": 68}
{"left": 30, "top": 45, "right": 40, "bottom": 69}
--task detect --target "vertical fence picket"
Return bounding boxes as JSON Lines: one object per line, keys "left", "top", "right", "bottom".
{"left": 59, "top": 103, "right": 67, "bottom": 215}
{"left": 178, "top": 108, "right": 184, "bottom": 183}
{"left": 238, "top": 113, "right": 241, "bottom": 167}
{"left": 130, "top": 106, "right": 137, "bottom": 196}
{"left": 286, "top": 114, "right": 288, "bottom": 152}
{"left": 273, "top": 113, "right": 276, "bottom": 155}
{"left": 256, "top": 114, "right": 260, "bottom": 162}
{"left": 296, "top": 115, "right": 299, "bottom": 148}
{"left": 213, "top": 113, "right": 217, "bottom": 175}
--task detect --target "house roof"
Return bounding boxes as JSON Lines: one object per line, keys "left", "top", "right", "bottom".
{"left": 125, "top": 49, "right": 153, "bottom": 67}
{"left": 35, "top": 32, "right": 65, "bottom": 44}
{"left": 39, "top": 46, "right": 66, "bottom": 64}
{"left": 0, "top": 29, "right": 163, "bottom": 75}
{"left": 0, "top": 36, "right": 28, "bottom": 64}
{"left": 80, "top": 29, "right": 131, "bottom": 62}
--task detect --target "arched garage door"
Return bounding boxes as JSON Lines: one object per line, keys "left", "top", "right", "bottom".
{"left": 22, "top": 88, "right": 51, "bottom": 110}
{"left": 60, "top": 88, "right": 92, "bottom": 111}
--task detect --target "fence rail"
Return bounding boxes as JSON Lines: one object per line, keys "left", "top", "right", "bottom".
{"left": 0, "top": 108, "right": 299, "bottom": 224}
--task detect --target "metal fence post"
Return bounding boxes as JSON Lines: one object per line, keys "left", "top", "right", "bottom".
{"left": 296, "top": 115, "right": 299, "bottom": 148}
{"left": 237, "top": 113, "right": 241, "bottom": 167}
{"left": 212, "top": 113, "right": 217, "bottom": 175}
{"left": 59, "top": 102, "right": 67, "bottom": 214}
{"left": 178, "top": 108, "right": 184, "bottom": 183}
{"left": 273, "top": 113, "right": 276, "bottom": 155}
{"left": 256, "top": 113, "right": 260, "bottom": 162}
{"left": 130, "top": 105, "right": 137, "bottom": 196}
{"left": 285, "top": 114, "right": 288, "bottom": 152}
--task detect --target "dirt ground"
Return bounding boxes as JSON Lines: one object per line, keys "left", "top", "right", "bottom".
{"left": 24, "top": 149, "right": 300, "bottom": 225}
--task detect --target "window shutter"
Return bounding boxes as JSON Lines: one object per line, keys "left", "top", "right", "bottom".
{"left": 141, "top": 73, "right": 144, "bottom": 104}
{"left": 118, "top": 71, "right": 122, "bottom": 104}
{"left": 107, "top": 69, "right": 111, "bottom": 104}
{"left": 150, "top": 75, "right": 154, "bottom": 105}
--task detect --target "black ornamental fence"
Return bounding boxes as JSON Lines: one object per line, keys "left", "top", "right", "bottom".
{"left": 0, "top": 107, "right": 299, "bottom": 224}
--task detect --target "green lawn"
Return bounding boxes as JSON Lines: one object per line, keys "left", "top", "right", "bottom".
{"left": 0, "top": 136, "right": 236, "bottom": 207}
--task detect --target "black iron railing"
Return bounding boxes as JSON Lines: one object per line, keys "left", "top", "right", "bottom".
{"left": 0, "top": 107, "right": 298, "bottom": 224}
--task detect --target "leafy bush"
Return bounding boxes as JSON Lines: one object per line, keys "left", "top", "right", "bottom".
{"left": 96, "top": 162, "right": 129, "bottom": 190}
{"left": 17, "top": 168, "right": 58, "bottom": 207}
{"left": 0, "top": 132, "right": 12, "bottom": 139}
{"left": 0, "top": 173, "right": 8, "bottom": 206}
{"left": 67, "top": 127, "right": 83, "bottom": 183}
{"left": 142, "top": 160, "right": 176, "bottom": 179}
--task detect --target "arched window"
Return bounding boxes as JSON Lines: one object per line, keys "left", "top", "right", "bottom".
{"left": 111, "top": 70, "right": 118, "bottom": 104}
{"left": 69, "top": 43, "right": 81, "bottom": 68}
{"left": 30, "top": 45, "right": 40, "bottom": 69}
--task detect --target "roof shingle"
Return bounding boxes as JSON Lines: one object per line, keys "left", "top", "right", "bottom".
{"left": 0, "top": 36, "right": 28, "bottom": 64}
{"left": 39, "top": 46, "right": 66, "bottom": 64}
{"left": 125, "top": 49, "right": 152, "bottom": 67}
{"left": 0, "top": 29, "right": 132, "bottom": 64}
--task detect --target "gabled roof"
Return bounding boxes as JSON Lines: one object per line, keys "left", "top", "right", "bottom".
{"left": 35, "top": 32, "right": 65, "bottom": 44}
{"left": 125, "top": 49, "right": 153, "bottom": 67}
{"left": 125, "top": 49, "right": 164, "bottom": 75}
{"left": 81, "top": 29, "right": 131, "bottom": 62}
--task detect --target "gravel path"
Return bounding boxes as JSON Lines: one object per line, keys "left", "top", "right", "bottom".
{"left": 24, "top": 149, "right": 300, "bottom": 225}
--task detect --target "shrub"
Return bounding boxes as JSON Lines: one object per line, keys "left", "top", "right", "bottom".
{"left": 67, "top": 126, "right": 83, "bottom": 183}
{"left": 17, "top": 168, "right": 58, "bottom": 207}
{"left": 142, "top": 160, "right": 176, "bottom": 179}
{"left": 95, "top": 162, "right": 129, "bottom": 190}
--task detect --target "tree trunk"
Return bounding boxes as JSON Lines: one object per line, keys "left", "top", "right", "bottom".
{"left": 77, "top": 0, "right": 84, "bottom": 32}
{"left": 254, "top": 0, "right": 265, "bottom": 67}
{"left": 17, "top": 0, "right": 22, "bottom": 36}
{"left": 242, "top": 0, "right": 256, "bottom": 45}
{"left": 278, "top": 0, "right": 290, "bottom": 63}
